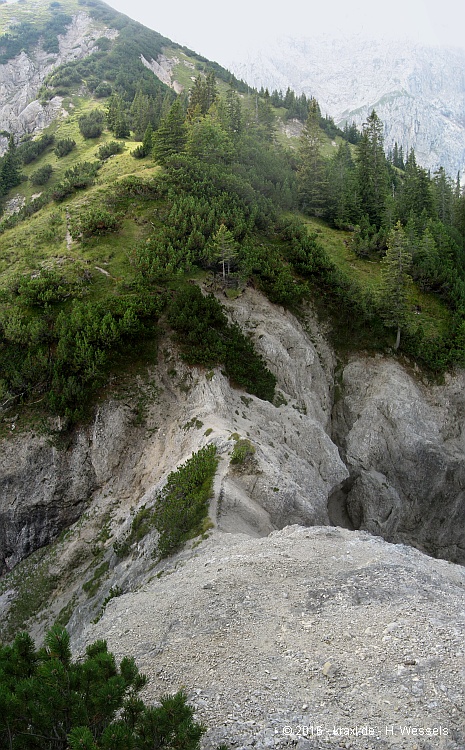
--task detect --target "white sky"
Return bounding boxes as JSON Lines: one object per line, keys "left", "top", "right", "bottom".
{"left": 106, "top": 0, "right": 465, "bottom": 64}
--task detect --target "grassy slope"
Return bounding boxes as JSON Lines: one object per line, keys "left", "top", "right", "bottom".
{"left": 0, "top": 12, "right": 452, "bottom": 354}
{"left": 0, "top": 91, "right": 158, "bottom": 293}
{"left": 300, "top": 214, "right": 451, "bottom": 338}
{"left": 0, "top": 0, "right": 79, "bottom": 34}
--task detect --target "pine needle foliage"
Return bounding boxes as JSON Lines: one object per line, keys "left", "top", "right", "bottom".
{"left": 0, "top": 625, "right": 206, "bottom": 750}
{"left": 168, "top": 286, "right": 276, "bottom": 402}
{"left": 154, "top": 444, "right": 218, "bottom": 558}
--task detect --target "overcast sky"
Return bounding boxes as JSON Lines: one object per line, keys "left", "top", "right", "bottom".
{"left": 106, "top": 0, "right": 465, "bottom": 64}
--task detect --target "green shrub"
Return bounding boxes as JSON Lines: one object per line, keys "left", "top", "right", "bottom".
{"left": 70, "top": 205, "right": 121, "bottom": 239}
{"left": 94, "top": 81, "right": 112, "bottom": 97}
{"left": 78, "top": 109, "right": 105, "bottom": 139}
{"left": 29, "top": 164, "right": 53, "bottom": 185}
{"left": 52, "top": 161, "right": 100, "bottom": 201}
{"left": 131, "top": 144, "right": 146, "bottom": 159}
{"left": 18, "top": 133, "right": 55, "bottom": 164}
{"left": 0, "top": 625, "right": 206, "bottom": 750}
{"left": 54, "top": 138, "right": 76, "bottom": 158}
{"left": 154, "top": 444, "right": 218, "bottom": 558}
{"left": 97, "top": 140, "right": 123, "bottom": 160}
{"left": 230, "top": 438, "right": 255, "bottom": 465}
{"left": 8, "top": 267, "right": 84, "bottom": 306}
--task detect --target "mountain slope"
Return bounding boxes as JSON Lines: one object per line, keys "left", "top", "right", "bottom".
{"left": 1, "top": 1, "right": 178, "bottom": 143}
{"left": 0, "top": 5, "right": 464, "bottom": 743}
{"left": 229, "top": 35, "right": 465, "bottom": 179}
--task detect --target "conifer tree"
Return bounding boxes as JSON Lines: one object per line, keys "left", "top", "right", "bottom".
{"left": 432, "top": 166, "right": 454, "bottom": 225}
{"left": 327, "top": 141, "right": 359, "bottom": 226}
{"left": 187, "top": 72, "right": 217, "bottom": 120}
{"left": 224, "top": 87, "right": 243, "bottom": 134}
{"left": 209, "top": 223, "right": 238, "bottom": 278}
{"left": 142, "top": 124, "right": 154, "bottom": 156}
{"left": 106, "top": 93, "right": 129, "bottom": 137}
{"left": 153, "top": 100, "right": 187, "bottom": 165}
{"left": 187, "top": 75, "right": 206, "bottom": 120}
{"left": 131, "top": 90, "right": 151, "bottom": 141}
{"left": 0, "top": 625, "right": 206, "bottom": 750}
{"left": 397, "top": 149, "right": 433, "bottom": 225}
{"left": 256, "top": 89, "right": 275, "bottom": 140}
{"left": 297, "top": 99, "right": 327, "bottom": 217}
{"left": 356, "top": 110, "right": 389, "bottom": 228}
{"left": 0, "top": 135, "right": 21, "bottom": 197}
{"left": 379, "top": 221, "right": 412, "bottom": 349}
{"left": 205, "top": 71, "right": 218, "bottom": 111}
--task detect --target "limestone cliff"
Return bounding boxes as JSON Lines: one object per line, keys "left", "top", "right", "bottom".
{"left": 0, "top": 288, "right": 464, "bottom": 646}
{"left": 0, "top": 12, "right": 117, "bottom": 154}
{"left": 332, "top": 357, "right": 465, "bottom": 564}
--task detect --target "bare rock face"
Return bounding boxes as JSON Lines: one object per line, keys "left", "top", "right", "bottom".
{"left": 0, "top": 431, "right": 94, "bottom": 574}
{"left": 1, "top": 291, "right": 465, "bottom": 587}
{"left": 0, "top": 400, "right": 132, "bottom": 574}
{"left": 0, "top": 290, "right": 348, "bottom": 575}
{"left": 0, "top": 13, "right": 117, "bottom": 147}
{"left": 75, "top": 525, "right": 465, "bottom": 750}
{"left": 332, "top": 357, "right": 465, "bottom": 564}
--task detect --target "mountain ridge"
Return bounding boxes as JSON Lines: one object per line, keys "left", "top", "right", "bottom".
{"left": 0, "top": 3, "right": 464, "bottom": 745}
{"left": 229, "top": 34, "right": 465, "bottom": 179}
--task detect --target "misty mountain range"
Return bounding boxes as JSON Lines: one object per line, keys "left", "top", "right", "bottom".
{"left": 229, "top": 35, "right": 465, "bottom": 179}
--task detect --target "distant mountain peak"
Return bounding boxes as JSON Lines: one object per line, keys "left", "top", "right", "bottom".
{"left": 229, "top": 34, "right": 465, "bottom": 179}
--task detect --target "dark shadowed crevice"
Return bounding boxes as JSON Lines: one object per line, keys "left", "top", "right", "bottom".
{"left": 327, "top": 473, "right": 357, "bottom": 530}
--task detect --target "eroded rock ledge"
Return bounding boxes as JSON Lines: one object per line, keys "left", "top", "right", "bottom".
{"left": 0, "top": 289, "right": 464, "bottom": 580}
{"left": 75, "top": 525, "right": 465, "bottom": 750}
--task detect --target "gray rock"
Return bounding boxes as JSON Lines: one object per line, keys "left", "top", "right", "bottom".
{"left": 0, "top": 13, "right": 117, "bottom": 148}
{"left": 333, "top": 357, "right": 465, "bottom": 564}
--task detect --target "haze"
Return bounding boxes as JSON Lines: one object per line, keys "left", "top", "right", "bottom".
{"left": 105, "top": 0, "right": 465, "bottom": 64}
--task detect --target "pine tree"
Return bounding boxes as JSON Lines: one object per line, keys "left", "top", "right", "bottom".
{"left": 205, "top": 71, "right": 218, "bottom": 111}
{"left": 432, "top": 166, "right": 454, "bottom": 225}
{"left": 187, "top": 75, "right": 206, "bottom": 120}
{"left": 327, "top": 141, "right": 359, "bottom": 226}
{"left": 186, "top": 115, "right": 232, "bottom": 164}
{"left": 131, "top": 90, "right": 151, "bottom": 141}
{"left": 0, "top": 625, "right": 206, "bottom": 750}
{"left": 297, "top": 99, "right": 327, "bottom": 217}
{"left": 187, "top": 72, "right": 217, "bottom": 121}
{"left": 107, "top": 93, "right": 129, "bottom": 137}
{"left": 142, "top": 124, "right": 154, "bottom": 156}
{"left": 356, "top": 110, "right": 389, "bottom": 228}
{"left": 379, "top": 221, "right": 412, "bottom": 349}
{"left": 153, "top": 100, "right": 187, "bottom": 165}
{"left": 397, "top": 149, "right": 433, "bottom": 225}
{"left": 224, "top": 87, "right": 242, "bottom": 134}
{"left": 209, "top": 223, "right": 238, "bottom": 278}
{"left": 0, "top": 135, "right": 21, "bottom": 197}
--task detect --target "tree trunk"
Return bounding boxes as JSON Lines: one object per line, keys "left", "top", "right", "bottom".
{"left": 394, "top": 326, "right": 401, "bottom": 350}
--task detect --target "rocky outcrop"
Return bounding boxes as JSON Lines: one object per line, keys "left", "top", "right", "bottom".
{"left": 1, "top": 291, "right": 465, "bottom": 579}
{"left": 229, "top": 36, "right": 465, "bottom": 179}
{"left": 140, "top": 54, "right": 184, "bottom": 94}
{"left": 0, "top": 400, "right": 132, "bottom": 574}
{"left": 75, "top": 525, "right": 465, "bottom": 750}
{"left": 332, "top": 356, "right": 465, "bottom": 564}
{"left": 1, "top": 288, "right": 465, "bottom": 682}
{"left": 0, "top": 290, "right": 348, "bottom": 575}
{"left": 0, "top": 13, "right": 117, "bottom": 149}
